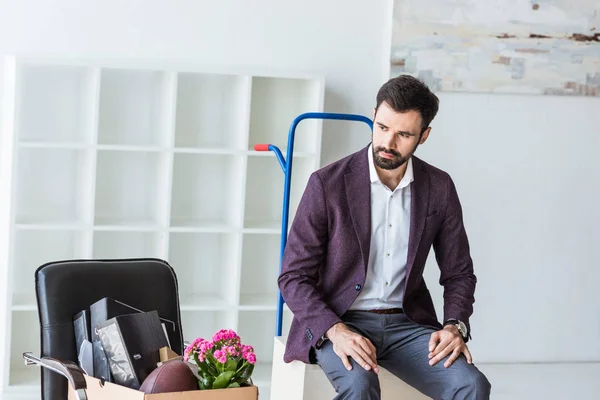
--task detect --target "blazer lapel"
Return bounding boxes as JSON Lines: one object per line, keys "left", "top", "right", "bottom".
{"left": 344, "top": 148, "right": 371, "bottom": 272}
{"left": 405, "top": 157, "right": 430, "bottom": 283}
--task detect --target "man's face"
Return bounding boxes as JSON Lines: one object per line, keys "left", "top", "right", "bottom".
{"left": 372, "top": 101, "right": 430, "bottom": 170}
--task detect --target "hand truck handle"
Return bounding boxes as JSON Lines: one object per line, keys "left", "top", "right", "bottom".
{"left": 254, "top": 144, "right": 270, "bottom": 151}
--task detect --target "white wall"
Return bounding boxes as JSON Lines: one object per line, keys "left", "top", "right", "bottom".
{"left": 0, "top": 0, "right": 391, "bottom": 165}
{"left": 419, "top": 91, "right": 600, "bottom": 363}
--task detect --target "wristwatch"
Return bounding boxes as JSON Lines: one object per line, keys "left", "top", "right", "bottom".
{"left": 444, "top": 319, "right": 468, "bottom": 341}
{"left": 315, "top": 334, "right": 328, "bottom": 349}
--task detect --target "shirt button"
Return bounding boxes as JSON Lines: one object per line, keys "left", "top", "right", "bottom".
{"left": 389, "top": 224, "right": 392, "bottom": 228}
{"left": 387, "top": 253, "right": 390, "bottom": 256}
{"left": 355, "top": 284, "right": 361, "bottom": 291}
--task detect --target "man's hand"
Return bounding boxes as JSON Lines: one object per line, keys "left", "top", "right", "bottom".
{"left": 428, "top": 325, "right": 472, "bottom": 368}
{"left": 326, "top": 323, "right": 379, "bottom": 373}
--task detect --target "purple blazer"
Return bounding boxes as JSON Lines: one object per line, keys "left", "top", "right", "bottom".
{"left": 278, "top": 146, "right": 476, "bottom": 364}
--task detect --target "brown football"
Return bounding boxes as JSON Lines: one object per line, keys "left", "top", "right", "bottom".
{"left": 139, "top": 360, "right": 198, "bottom": 394}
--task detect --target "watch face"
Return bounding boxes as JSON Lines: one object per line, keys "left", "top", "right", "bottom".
{"left": 458, "top": 321, "right": 467, "bottom": 337}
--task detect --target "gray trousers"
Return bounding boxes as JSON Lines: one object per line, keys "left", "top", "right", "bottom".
{"left": 314, "top": 311, "right": 491, "bottom": 400}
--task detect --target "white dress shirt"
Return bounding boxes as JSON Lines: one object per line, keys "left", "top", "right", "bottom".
{"left": 349, "top": 144, "right": 414, "bottom": 310}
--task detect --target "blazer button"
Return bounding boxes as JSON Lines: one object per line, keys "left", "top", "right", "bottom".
{"left": 355, "top": 284, "right": 361, "bottom": 291}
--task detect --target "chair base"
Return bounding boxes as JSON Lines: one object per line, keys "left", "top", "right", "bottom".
{"left": 270, "top": 336, "right": 431, "bottom": 400}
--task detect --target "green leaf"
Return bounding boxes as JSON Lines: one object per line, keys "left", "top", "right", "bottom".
{"left": 227, "top": 382, "right": 241, "bottom": 388}
{"left": 212, "top": 370, "right": 235, "bottom": 389}
{"left": 196, "top": 360, "right": 211, "bottom": 375}
{"left": 194, "top": 353, "right": 216, "bottom": 376}
{"left": 206, "top": 352, "right": 217, "bottom": 364}
{"left": 202, "top": 354, "right": 219, "bottom": 376}
{"left": 225, "top": 359, "right": 238, "bottom": 371}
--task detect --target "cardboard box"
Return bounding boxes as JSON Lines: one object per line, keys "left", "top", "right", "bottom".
{"left": 68, "top": 374, "right": 259, "bottom": 400}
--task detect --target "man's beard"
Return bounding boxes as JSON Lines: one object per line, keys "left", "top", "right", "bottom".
{"left": 373, "top": 144, "right": 418, "bottom": 170}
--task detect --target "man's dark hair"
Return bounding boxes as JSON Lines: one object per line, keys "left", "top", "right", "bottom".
{"left": 375, "top": 74, "right": 440, "bottom": 132}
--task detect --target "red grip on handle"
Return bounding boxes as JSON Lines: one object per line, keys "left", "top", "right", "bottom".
{"left": 254, "top": 144, "right": 270, "bottom": 151}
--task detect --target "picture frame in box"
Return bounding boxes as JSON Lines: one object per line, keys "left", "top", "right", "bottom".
{"left": 67, "top": 374, "right": 259, "bottom": 400}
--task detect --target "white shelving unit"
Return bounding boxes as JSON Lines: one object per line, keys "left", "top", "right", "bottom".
{"left": 0, "top": 57, "right": 324, "bottom": 399}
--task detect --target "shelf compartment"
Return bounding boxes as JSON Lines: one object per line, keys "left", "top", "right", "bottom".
{"left": 98, "top": 68, "right": 171, "bottom": 147}
{"left": 168, "top": 232, "right": 240, "bottom": 308}
{"left": 8, "top": 311, "right": 40, "bottom": 387}
{"left": 94, "top": 150, "right": 166, "bottom": 226}
{"left": 243, "top": 156, "right": 314, "bottom": 228}
{"left": 249, "top": 77, "right": 322, "bottom": 154}
{"left": 92, "top": 231, "right": 165, "bottom": 259}
{"left": 180, "top": 310, "right": 238, "bottom": 345}
{"left": 16, "top": 64, "right": 95, "bottom": 144}
{"left": 14, "top": 148, "right": 88, "bottom": 225}
{"left": 174, "top": 73, "right": 250, "bottom": 150}
{"left": 239, "top": 234, "right": 281, "bottom": 308}
{"left": 237, "top": 311, "right": 277, "bottom": 363}
{"left": 12, "top": 229, "right": 84, "bottom": 308}
{"left": 179, "top": 294, "right": 232, "bottom": 311}
{"left": 170, "top": 154, "right": 244, "bottom": 228}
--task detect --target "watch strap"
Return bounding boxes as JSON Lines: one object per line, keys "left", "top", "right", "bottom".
{"left": 443, "top": 319, "right": 468, "bottom": 341}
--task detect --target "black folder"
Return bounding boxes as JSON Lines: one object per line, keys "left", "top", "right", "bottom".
{"left": 90, "top": 297, "right": 176, "bottom": 347}
{"left": 96, "top": 310, "right": 169, "bottom": 389}
{"left": 73, "top": 310, "right": 94, "bottom": 375}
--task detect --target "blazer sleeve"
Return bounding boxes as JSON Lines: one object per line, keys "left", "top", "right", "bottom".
{"left": 278, "top": 172, "right": 342, "bottom": 347}
{"left": 433, "top": 175, "right": 477, "bottom": 340}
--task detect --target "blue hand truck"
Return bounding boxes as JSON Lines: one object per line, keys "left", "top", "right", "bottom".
{"left": 254, "top": 112, "right": 374, "bottom": 336}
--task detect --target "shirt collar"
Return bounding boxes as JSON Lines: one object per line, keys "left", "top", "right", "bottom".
{"left": 367, "top": 143, "right": 414, "bottom": 189}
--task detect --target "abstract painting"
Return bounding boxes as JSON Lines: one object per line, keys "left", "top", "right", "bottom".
{"left": 390, "top": 0, "right": 600, "bottom": 96}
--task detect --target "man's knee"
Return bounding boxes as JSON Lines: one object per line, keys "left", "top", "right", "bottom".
{"left": 335, "top": 366, "right": 380, "bottom": 399}
{"left": 452, "top": 368, "right": 491, "bottom": 399}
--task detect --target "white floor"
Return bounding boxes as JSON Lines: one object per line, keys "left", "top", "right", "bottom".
{"left": 1, "top": 362, "right": 599, "bottom": 399}
{"left": 477, "top": 362, "right": 600, "bottom": 400}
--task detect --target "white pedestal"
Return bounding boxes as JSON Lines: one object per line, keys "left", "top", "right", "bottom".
{"left": 270, "top": 336, "right": 431, "bottom": 400}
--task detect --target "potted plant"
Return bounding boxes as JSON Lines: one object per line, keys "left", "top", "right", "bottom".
{"left": 183, "top": 329, "right": 257, "bottom": 390}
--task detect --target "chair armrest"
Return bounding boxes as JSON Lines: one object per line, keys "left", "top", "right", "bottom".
{"left": 23, "top": 352, "right": 88, "bottom": 400}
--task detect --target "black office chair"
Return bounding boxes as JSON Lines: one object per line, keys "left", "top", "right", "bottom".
{"left": 27, "top": 258, "right": 184, "bottom": 400}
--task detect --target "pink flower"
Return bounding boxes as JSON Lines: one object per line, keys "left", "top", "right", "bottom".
{"left": 183, "top": 337, "right": 208, "bottom": 362}
{"left": 242, "top": 345, "right": 254, "bottom": 353}
{"left": 213, "top": 349, "right": 228, "bottom": 364}
{"left": 223, "top": 346, "right": 239, "bottom": 357}
{"left": 198, "top": 340, "right": 214, "bottom": 354}
{"left": 243, "top": 352, "right": 257, "bottom": 365}
{"left": 212, "top": 329, "right": 241, "bottom": 344}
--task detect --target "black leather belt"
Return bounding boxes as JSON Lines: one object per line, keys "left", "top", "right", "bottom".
{"left": 367, "top": 308, "right": 404, "bottom": 314}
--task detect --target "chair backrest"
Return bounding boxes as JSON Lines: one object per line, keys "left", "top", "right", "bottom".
{"left": 35, "top": 258, "right": 184, "bottom": 400}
